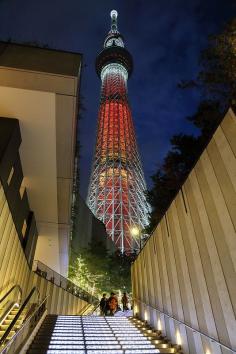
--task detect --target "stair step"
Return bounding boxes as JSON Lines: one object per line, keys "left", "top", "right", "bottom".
{"left": 0, "top": 325, "right": 18, "bottom": 330}
{"left": 155, "top": 343, "right": 172, "bottom": 348}
{"left": 2, "top": 319, "right": 23, "bottom": 325}
{"left": 152, "top": 339, "right": 166, "bottom": 344}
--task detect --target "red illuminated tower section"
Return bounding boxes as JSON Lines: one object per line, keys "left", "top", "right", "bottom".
{"left": 87, "top": 10, "right": 150, "bottom": 252}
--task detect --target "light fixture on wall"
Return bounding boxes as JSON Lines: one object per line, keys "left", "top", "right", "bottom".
{"left": 157, "top": 318, "right": 162, "bottom": 330}
{"left": 130, "top": 225, "right": 142, "bottom": 252}
{"left": 176, "top": 329, "right": 182, "bottom": 345}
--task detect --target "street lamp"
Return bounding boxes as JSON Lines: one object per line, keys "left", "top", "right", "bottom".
{"left": 130, "top": 226, "right": 142, "bottom": 253}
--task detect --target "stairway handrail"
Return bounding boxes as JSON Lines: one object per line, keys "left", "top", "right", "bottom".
{"left": 0, "top": 285, "right": 22, "bottom": 304}
{"left": 33, "top": 259, "right": 99, "bottom": 306}
{"left": 133, "top": 298, "right": 236, "bottom": 353}
{"left": 80, "top": 302, "right": 100, "bottom": 316}
{"left": 0, "top": 295, "right": 48, "bottom": 354}
{"left": 0, "top": 286, "right": 40, "bottom": 346}
{"left": 80, "top": 303, "right": 93, "bottom": 315}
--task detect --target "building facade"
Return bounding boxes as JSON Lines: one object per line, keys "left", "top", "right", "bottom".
{"left": 0, "top": 118, "right": 91, "bottom": 317}
{"left": 132, "top": 108, "right": 236, "bottom": 354}
{"left": 71, "top": 194, "right": 116, "bottom": 257}
{"left": 0, "top": 45, "right": 98, "bottom": 352}
{"left": 87, "top": 10, "right": 150, "bottom": 253}
{"left": 0, "top": 41, "right": 82, "bottom": 276}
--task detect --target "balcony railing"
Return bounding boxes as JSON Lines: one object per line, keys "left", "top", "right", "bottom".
{"left": 33, "top": 260, "right": 99, "bottom": 306}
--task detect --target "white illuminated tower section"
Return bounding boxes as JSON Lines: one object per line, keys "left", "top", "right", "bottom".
{"left": 87, "top": 10, "right": 150, "bottom": 252}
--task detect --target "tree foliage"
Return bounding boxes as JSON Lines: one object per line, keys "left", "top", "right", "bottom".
{"left": 198, "top": 19, "right": 236, "bottom": 110}
{"left": 69, "top": 242, "right": 136, "bottom": 297}
{"left": 147, "top": 19, "right": 236, "bottom": 233}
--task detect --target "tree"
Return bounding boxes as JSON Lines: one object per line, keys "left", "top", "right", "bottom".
{"left": 198, "top": 19, "right": 236, "bottom": 110}
{"left": 178, "top": 19, "right": 236, "bottom": 110}
{"left": 146, "top": 134, "right": 200, "bottom": 232}
{"left": 69, "top": 242, "right": 135, "bottom": 297}
{"left": 147, "top": 19, "right": 236, "bottom": 232}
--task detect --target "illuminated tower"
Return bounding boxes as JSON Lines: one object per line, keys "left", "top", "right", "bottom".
{"left": 87, "top": 10, "right": 150, "bottom": 252}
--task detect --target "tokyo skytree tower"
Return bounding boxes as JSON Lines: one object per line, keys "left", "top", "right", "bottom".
{"left": 87, "top": 10, "right": 150, "bottom": 252}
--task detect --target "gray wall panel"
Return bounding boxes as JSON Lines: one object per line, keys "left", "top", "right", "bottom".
{"left": 132, "top": 109, "right": 236, "bottom": 353}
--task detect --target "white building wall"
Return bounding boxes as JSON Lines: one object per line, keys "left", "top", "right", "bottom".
{"left": 132, "top": 109, "right": 236, "bottom": 354}
{"left": 0, "top": 86, "right": 61, "bottom": 273}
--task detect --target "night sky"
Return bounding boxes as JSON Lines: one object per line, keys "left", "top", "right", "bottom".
{"left": 0, "top": 0, "right": 235, "bottom": 198}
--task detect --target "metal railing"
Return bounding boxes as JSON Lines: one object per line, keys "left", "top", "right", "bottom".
{"left": 0, "top": 285, "right": 23, "bottom": 327}
{"left": 33, "top": 260, "right": 99, "bottom": 306}
{"left": 0, "top": 285, "right": 22, "bottom": 306}
{"left": 0, "top": 286, "right": 40, "bottom": 348}
{"left": 0, "top": 295, "right": 48, "bottom": 354}
{"left": 134, "top": 298, "right": 236, "bottom": 353}
{"left": 80, "top": 302, "right": 101, "bottom": 316}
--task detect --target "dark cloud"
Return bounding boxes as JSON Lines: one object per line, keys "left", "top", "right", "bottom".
{"left": 0, "top": 0, "right": 234, "bottom": 198}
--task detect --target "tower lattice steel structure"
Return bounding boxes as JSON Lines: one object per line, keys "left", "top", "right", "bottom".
{"left": 87, "top": 10, "right": 150, "bottom": 253}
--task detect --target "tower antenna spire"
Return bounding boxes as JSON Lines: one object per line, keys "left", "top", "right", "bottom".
{"left": 110, "top": 9, "right": 118, "bottom": 32}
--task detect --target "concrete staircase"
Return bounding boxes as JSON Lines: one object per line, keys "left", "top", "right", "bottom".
{"left": 27, "top": 315, "right": 182, "bottom": 353}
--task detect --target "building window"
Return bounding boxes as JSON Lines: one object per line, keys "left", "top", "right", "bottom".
{"left": 7, "top": 167, "right": 14, "bottom": 185}
{"left": 22, "top": 220, "right": 27, "bottom": 238}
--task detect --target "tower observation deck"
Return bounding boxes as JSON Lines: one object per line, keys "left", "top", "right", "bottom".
{"left": 87, "top": 10, "right": 150, "bottom": 253}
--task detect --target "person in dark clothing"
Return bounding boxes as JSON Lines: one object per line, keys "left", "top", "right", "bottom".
{"left": 99, "top": 293, "right": 107, "bottom": 315}
{"left": 105, "top": 292, "right": 121, "bottom": 315}
{"left": 107, "top": 296, "right": 119, "bottom": 316}
{"left": 107, "top": 292, "right": 117, "bottom": 302}
{"left": 121, "top": 292, "right": 129, "bottom": 311}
